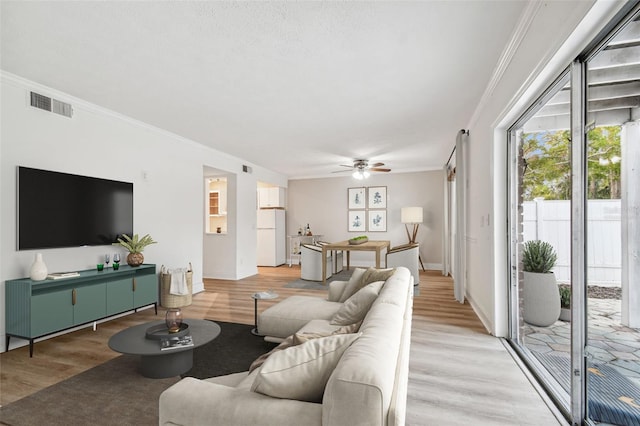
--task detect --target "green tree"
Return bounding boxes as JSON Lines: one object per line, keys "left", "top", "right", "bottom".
{"left": 521, "top": 126, "right": 621, "bottom": 201}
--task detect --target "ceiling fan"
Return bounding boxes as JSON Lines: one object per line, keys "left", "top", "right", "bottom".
{"left": 333, "top": 159, "right": 391, "bottom": 180}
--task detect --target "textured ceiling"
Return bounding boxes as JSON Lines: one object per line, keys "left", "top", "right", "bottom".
{"left": 1, "top": 1, "right": 526, "bottom": 179}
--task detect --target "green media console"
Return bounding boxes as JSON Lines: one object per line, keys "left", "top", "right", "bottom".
{"left": 5, "top": 264, "right": 157, "bottom": 357}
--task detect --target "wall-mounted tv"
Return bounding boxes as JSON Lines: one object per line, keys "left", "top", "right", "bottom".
{"left": 17, "top": 166, "right": 133, "bottom": 250}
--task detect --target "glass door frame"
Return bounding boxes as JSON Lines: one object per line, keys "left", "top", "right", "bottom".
{"left": 569, "top": 59, "right": 587, "bottom": 425}
{"left": 506, "top": 68, "right": 574, "bottom": 420}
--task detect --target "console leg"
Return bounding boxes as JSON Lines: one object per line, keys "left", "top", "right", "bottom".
{"left": 154, "top": 302, "right": 158, "bottom": 315}
{"left": 29, "top": 339, "right": 34, "bottom": 358}
{"left": 5, "top": 335, "right": 10, "bottom": 352}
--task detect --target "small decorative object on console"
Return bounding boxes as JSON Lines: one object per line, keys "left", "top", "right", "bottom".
{"left": 113, "top": 233, "right": 157, "bottom": 267}
{"left": 30, "top": 253, "right": 47, "bottom": 281}
{"left": 47, "top": 271, "right": 80, "bottom": 280}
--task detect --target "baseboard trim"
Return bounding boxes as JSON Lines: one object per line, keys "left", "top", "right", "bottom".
{"left": 465, "top": 291, "right": 494, "bottom": 335}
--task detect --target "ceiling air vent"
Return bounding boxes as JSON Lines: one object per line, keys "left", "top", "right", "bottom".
{"left": 30, "top": 92, "right": 73, "bottom": 118}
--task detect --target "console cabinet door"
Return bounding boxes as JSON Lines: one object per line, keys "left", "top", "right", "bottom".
{"left": 74, "top": 283, "right": 106, "bottom": 325}
{"left": 32, "top": 289, "right": 73, "bottom": 336}
{"left": 106, "top": 278, "right": 135, "bottom": 315}
{"left": 133, "top": 275, "right": 157, "bottom": 307}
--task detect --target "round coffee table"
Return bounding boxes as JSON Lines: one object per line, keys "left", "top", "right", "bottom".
{"left": 108, "top": 319, "right": 220, "bottom": 378}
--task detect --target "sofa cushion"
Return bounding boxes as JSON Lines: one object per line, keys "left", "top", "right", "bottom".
{"left": 258, "top": 295, "right": 342, "bottom": 339}
{"left": 251, "top": 333, "right": 361, "bottom": 403}
{"left": 339, "top": 267, "right": 395, "bottom": 302}
{"left": 250, "top": 321, "right": 364, "bottom": 373}
{"left": 249, "top": 334, "right": 296, "bottom": 373}
{"left": 337, "top": 268, "right": 366, "bottom": 302}
{"left": 331, "top": 281, "right": 384, "bottom": 325}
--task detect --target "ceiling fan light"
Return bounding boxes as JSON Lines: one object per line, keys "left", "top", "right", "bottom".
{"left": 352, "top": 169, "right": 370, "bottom": 179}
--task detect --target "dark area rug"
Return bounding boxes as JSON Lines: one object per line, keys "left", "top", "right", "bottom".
{"left": 183, "top": 321, "right": 278, "bottom": 379}
{"left": 0, "top": 321, "right": 277, "bottom": 426}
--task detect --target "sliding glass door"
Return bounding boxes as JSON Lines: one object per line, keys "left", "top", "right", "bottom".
{"left": 508, "top": 6, "right": 640, "bottom": 425}
{"left": 508, "top": 72, "right": 573, "bottom": 411}
{"left": 584, "top": 19, "right": 640, "bottom": 426}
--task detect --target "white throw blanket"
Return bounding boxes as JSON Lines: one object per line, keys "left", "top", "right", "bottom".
{"left": 168, "top": 267, "right": 189, "bottom": 296}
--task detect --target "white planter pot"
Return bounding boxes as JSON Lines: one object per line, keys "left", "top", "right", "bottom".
{"left": 559, "top": 308, "right": 571, "bottom": 322}
{"left": 30, "top": 253, "right": 48, "bottom": 281}
{"left": 523, "top": 271, "right": 560, "bottom": 327}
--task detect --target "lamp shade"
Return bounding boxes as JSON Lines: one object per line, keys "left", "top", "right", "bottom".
{"left": 401, "top": 207, "right": 423, "bottom": 224}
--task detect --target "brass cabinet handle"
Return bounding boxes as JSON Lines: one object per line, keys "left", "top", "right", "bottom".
{"left": 132, "top": 278, "right": 136, "bottom": 292}
{"left": 72, "top": 288, "right": 77, "bottom": 305}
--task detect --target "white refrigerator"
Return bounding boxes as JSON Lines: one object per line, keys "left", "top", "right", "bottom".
{"left": 257, "top": 209, "right": 286, "bottom": 266}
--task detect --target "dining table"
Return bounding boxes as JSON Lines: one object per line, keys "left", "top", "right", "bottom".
{"left": 321, "top": 240, "right": 391, "bottom": 284}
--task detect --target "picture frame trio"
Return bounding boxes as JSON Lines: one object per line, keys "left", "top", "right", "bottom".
{"left": 347, "top": 186, "right": 387, "bottom": 232}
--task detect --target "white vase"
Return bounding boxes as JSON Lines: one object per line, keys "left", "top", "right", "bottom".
{"left": 30, "top": 253, "right": 48, "bottom": 281}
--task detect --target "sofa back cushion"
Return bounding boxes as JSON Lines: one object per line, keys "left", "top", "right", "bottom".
{"left": 322, "top": 267, "right": 411, "bottom": 426}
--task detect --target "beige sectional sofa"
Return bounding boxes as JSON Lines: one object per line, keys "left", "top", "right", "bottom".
{"left": 159, "top": 266, "right": 413, "bottom": 426}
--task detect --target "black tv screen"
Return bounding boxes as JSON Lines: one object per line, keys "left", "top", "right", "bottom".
{"left": 17, "top": 166, "right": 133, "bottom": 250}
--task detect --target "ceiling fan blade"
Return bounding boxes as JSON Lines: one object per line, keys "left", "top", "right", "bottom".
{"left": 370, "top": 162, "right": 385, "bottom": 167}
{"left": 339, "top": 164, "right": 354, "bottom": 168}
{"left": 331, "top": 169, "right": 353, "bottom": 173}
{"left": 370, "top": 168, "right": 391, "bottom": 172}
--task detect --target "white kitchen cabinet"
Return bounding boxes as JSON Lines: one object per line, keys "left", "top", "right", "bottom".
{"left": 258, "top": 187, "right": 285, "bottom": 208}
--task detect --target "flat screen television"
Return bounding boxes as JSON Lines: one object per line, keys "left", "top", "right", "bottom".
{"left": 17, "top": 166, "right": 133, "bottom": 250}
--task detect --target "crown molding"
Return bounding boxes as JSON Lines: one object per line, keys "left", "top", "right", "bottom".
{"left": 467, "top": 1, "right": 542, "bottom": 130}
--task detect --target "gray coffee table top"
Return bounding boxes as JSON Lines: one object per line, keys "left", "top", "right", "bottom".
{"left": 109, "top": 319, "right": 220, "bottom": 356}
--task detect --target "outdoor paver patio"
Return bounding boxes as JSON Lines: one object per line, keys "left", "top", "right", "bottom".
{"left": 524, "top": 298, "right": 640, "bottom": 389}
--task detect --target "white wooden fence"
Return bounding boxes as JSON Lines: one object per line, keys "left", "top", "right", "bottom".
{"left": 523, "top": 199, "right": 621, "bottom": 286}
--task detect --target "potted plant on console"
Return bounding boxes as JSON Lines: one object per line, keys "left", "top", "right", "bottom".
{"left": 522, "top": 239, "right": 560, "bottom": 327}
{"left": 114, "top": 233, "right": 157, "bottom": 267}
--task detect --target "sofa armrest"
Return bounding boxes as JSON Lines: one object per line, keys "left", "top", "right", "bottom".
{"left": 328, "top": 280, "right": 347, "bottom": 302}
{"left": 160, "top": 377, "right": 322, "bottom": 426}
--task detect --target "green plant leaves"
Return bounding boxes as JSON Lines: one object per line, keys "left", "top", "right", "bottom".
{"left": 522, "top": 240, "right": 557, "bottom": 273}
{"left": 113, "top": 233, "right": 157, "bottom": 253}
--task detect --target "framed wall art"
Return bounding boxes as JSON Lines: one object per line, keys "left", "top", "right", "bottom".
{"left": 367, "top": 186, "right": 387, "bottom": 209}
{"left": 368, "top": 210, "right": 387, "bottom": 232}
{"left": 348, "top": 187, "right": 366, "bottom": 209}
{"left": 348, "top": 210, "right": 366, "bottom": 232}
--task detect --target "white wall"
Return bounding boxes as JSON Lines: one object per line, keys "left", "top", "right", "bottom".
{"left": 465, "top": 0, "right": 625, "bottom": 335}
{"left": 288, "top": 171, "right": 443, "bottom": 269}
{"left": 0, "top": 73, "right": 287, "bottom": 350}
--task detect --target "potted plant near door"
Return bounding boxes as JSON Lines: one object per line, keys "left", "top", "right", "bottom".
{"left": 559, "top": 286, "right": 571, "bottom": 322}
{"left": 113, "top": 233, "right": 157, "bottom": 267}
{"left": 522, "top": 240, "right": 560, "bottom": 326}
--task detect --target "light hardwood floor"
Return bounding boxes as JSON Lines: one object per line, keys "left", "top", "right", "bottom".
{"left": 0, "top": 266, "right": 561, "bottom": 424}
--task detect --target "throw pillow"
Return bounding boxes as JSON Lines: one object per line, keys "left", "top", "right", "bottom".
{"left": 249, "top": 322, "right": 364, "bottom": 373}
{"left": 339, "top": 267, "right": 395, "bottom": 302}
{"left": 337, "top": 268, "right": 366, "bottom": 302}
{"left": 359, "top": 267, "right": 395, "bottom": 290}
{"left": 331, "top": 281, "right": 384, "bottom": 325}
{"left": 251, "top": 333, "right": 361, "bottom": 403}
{"left": 249, "top": 334, "right": 295, "bottom": 373}
{"left": 333, "top": 320, "right": 363, "bottom": 334}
